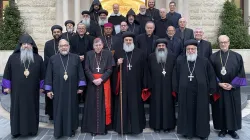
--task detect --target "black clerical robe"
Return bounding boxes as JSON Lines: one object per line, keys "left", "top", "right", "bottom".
{"left": 175, "top": 28, "right": 194, "bottom": 45}
{"left": 44, "top": 53, "right": 86, "bottom": 137}
{"left": 210, "top": 50, "right": 247, "bottom": 131}
{"left": 89, "top": 0, "right": 103, "bottom": 24}
{"left": 136, "top": 33, "right": 159, "bottom": 57}
{"left": 108, "top": 15, "right": 126, "bottom": 34}
{"left": 100, "top": 35, "right": 119, "bottom": 52}
{"left": 166, "top": 36, "right": 183, "bottom": 57}
{"left": 148, "top": 52, "right": 176, "bottom": 130}
{"left": 81, "top": 50, "right": 113, "bottom": 133}
{"left": 2, "top": 53, "right": 44, "bottom": 136}
{"left": 172, "top": 56, "right": 216, "bottom": 138}
{"left": 127, "top": 22, "right": 141, "bottom": 36}
{"left": 146, "top": 8, "right": 161, "bottom": 21}
{"left": 113, "top": 48, "right": 148, "bottom": 134}
{"left": 136, "top": 14, "right": 152, "bottom": 33}
{"left": 44, "top": 38, "right": 60, "bottom": 119}
{"left": 155, "top": 18, "right": 173, "bottom": 38}
{"left": 61, "top": 32, "right": 76, "bottom": 42}
{"left": 166, "top": 12, "right": 181, "bottom": 29}
{"left": 197, "top": 40, "right": 212, "bottom": 59}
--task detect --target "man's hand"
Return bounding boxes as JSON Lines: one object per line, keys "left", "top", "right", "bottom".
{"left": 224, "top": 83, "right": 233, "bottom": 90}
{"left": 93, "top": 78, "right": 103, "bottom": 86}
{"left": 47, "top": 92, "right": 54, "bottom": 99}
{"left": 117, "top": 58, "right": 123, "bottom": 65}
{"left": 3, "top": 88, "right": 10, "bottom": 94}
{"left": 77, "top": 90, "right": 83, "bottom": 94}
{"left": 40, "top": 89, "right": 44, "bottom": 94}
{"left": 79, "top": 55, "right": 84, "bottom": 61}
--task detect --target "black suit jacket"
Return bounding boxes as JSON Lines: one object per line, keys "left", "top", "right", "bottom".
{"left": 166, "top": 36, "right": 183, "bottom": 57}
{"left": 197, "top": 40, "right": 212, "bottom": 59}
{"left": 136, "top": 33, "right": 159, "bottom": 57}
{"left": 175, "top": 28, "right": 194, "bottom": 44}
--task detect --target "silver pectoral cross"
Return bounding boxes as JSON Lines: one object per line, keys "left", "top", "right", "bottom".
{"left": 127, "top": 63, "right": 132, "bottom": 70}
{"left": 162, "top": 69, "right": 166, "bottom": 76}
{"left": 96, "top": 66, "right": 101, "bottom": 72}
{"left": 188, "top": 74, "right": 194, "bottom": 81}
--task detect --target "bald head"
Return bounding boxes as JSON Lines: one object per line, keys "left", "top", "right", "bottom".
{"left": 179, "top": 18, "right": 187, "bottom": 28}
{"left": 159, "top": 8, "right": 167, "bottom": 19}
{"left": 113, "top": 3, "right": 119, "bottom": 14}
{"left": 218, "top": 35, "right": 230, "bottom": 52}
{"left": 139, "top": 5, "right": 147, "bottom": 15}
{"left": 167, "top": 26, "right": 176, "bottom": 37}
{"left": 59, "top": 39, "right": 70, "bottom": 55}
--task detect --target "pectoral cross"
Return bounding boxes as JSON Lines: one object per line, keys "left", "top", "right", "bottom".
{"left": 188, "top": 74, "right": 194, "bottom": 81}
{"left": 162, "top": 69, "right": 166, "bottom": 76}
{"left": 96, "top": 66, "right": 101, "bottom": 72}
{"left": 127, "top": 63, "right": 132, "bottom": 70}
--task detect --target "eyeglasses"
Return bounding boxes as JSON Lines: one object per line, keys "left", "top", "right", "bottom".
{"left": 219, "top": 41, "right": 229, "bottom": 44}
{"left": 59, "top": 44, "right": 69, "bottom": 47}
{"left": 186, "top": 48, "right": 197, "bottom": 51}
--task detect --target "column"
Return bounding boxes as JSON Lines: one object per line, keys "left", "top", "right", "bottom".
{"left": 74, "top": 0, "right": 80, "bottom": 24}
{"left": 155, "top": 0, "right": 166, "bottom": 9}
{"left": 177, "top": 0, "right": 183, "bottom": 16}
{"left": 56, "top": 0, "right": 63, "bottom": 25}
{"left": 166, "top": 0, "right": 172, "bottom": 11}
{"left": 245, "top": 0, "right": 250, "bottom": 34}
{"left": 81, "top": 0, "right": 91, "bottom": 11}
{"left": 63, "top": 0, "right": 69, "bottom": 31}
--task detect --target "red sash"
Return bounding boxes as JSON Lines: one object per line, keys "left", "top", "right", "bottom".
{"left": 93, "top": 74, "right": 111, "bottom": 125}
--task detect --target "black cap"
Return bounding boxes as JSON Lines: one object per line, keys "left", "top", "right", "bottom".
{"left": 155, "top": 38, "right": 168, "bottom": 46}
{"left": 51, "top": 25, "right": 63, "bottom": 32}
{"left": 98, "top": 9, "right": 108, "bottom": 16}
{"left": 81, "top": 10, "right": 90, "bottom": 15}
{"left": 64, "top": 20, "right": 75, "bottom": 27}
{"left": 184, "top": 39, "right": 198, "bottom": 47}
{"left": 122, "top": 31, "right": 135, "bottom": 39}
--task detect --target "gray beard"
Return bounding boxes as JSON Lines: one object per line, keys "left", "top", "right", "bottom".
{"left": 123, "top": 43, "right": 135, "bottom": 52}
{"left": 81, "top": 19, "right": 90, "bottom": 27}
{"left": 67, "top": 28, "right": 74, "bottom": 33}
{"left": 140, "top": 11, "right": 146, "bottom": 15}
{"left": 155, "top": 48, "right": 168, "bottom": 63}
{"left": 60, "top": 50, "right": 69, "bottom": 56}
{"left": 98, "top": 18, "right": 108, "bottom": 26}
{"left": 20, "top": 47, "right": 34, "bottom": 64}
{"left": 186, "top": 52, "right": 198, "bottom": 62}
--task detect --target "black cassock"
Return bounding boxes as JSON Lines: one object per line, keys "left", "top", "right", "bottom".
{"left": 61, "top": 32, "right": 76, "bottom": 42}
{"left": 146, "top": 8, "right": 161, "bottom": 21}
{"left": 154, "top": 18, "right": 173, "bottom": 38}
{"left": 44, "top": 53, "right": 86, "bottom": 137}
{"left": 2, "top": 44, "right": 44, "bottom": 135}
{"left": 148, "top": 52, "right": 176, "bottom": 130}
{"left": 81, "top": 50, "right": 113, "bottom": 133}
{"left": 113, "top": 48, "right": 148, "bottom": 134}
{"left": 172, "top": 56, "right": 216, "bottom": 138}
{"left": 210, "top": 50, "right": 247, "bottom": 131}
{"left": 136, "top": 33, "right": 159, "bottom": 57}
{"left": 197, "top": 40, "right": 212, "bottom": 59}
{"left": 44, "top": 38, "right": 60, "bottom": 119}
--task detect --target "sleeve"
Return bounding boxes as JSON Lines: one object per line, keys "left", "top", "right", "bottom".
{"left": 84, "top": 52, "right": 95, "bottom": 82}
{"left": 87, "top": 36, "right": 94, "bottom": 52}
{"left": 101, "top": 52, "right": 113, "bottom": 82}
{"left": 207, "top": 60, "right": 217, "bottom": 95}
{"left": 172, "top": 59, "right": 179, "bottom": 94}
{"left": 44, "top": 58, "right": 53, "bottom": 92}
{"left": 77, "top": 56, "right": 87, "bottom": 87}
{"left": 190, "top": 29, "right": 194, "bottom": 39}
{"left": 39, "top": 57, "right": 45, "bottom": 89}
{"left": 1, "top": 56, "right": 12, "bottom": 95}
{"left": 230, "top": 55, "right": 247, "bottom": 87}
{"left": 208, "top": 42, "right": 212, "bottom": 58}
{"left": 44, "top": 42, "right": 50, "bottom": 70}
{"left": 141, "top": 53, "right": 151, "bottom": 101}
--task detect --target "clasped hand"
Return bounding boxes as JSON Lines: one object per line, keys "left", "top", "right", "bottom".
{"left": 219, "top": 83, "right": 233, "bottom": 90}
{"left": 93, "top": 78, "right": 103, "bottom": 86}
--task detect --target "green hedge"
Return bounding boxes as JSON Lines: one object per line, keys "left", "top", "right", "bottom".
{"left": 0, "top": 3, "right": 24, "bottom": 50}
{"left": 217, "top": 0, "right": 250, "bottom": 49}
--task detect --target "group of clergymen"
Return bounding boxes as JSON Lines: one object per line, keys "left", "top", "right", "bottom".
{"left": 1, "top": 0, "right": 247, "bottom": 139}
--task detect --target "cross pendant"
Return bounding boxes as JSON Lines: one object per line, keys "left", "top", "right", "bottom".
{"left": 96, "top": 66, "right": 101, "bottom": 72}
{"left": 188, "top": 74, "right": 194, "bottom": 81}
{"left": 127, "top": 63, "right": 132, "bottom": 70}
{"left": 162, "top": 69, "right": 166, "bottom": 76}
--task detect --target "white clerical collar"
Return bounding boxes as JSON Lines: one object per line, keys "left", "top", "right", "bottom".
{"left": 110, "top": 13, "right": 121, "bottom": 16}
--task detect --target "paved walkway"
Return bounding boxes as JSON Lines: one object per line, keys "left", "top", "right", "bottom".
{"left": 1, "top": 101, "right": 250, "bottom": 140}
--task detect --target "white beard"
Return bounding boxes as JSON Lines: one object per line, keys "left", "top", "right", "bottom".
{"left": 123, "top": 43, "right": 135, "bottom": 52}
{"left": 186, "top": 52, "right": 198, "bottom": 62}
{"left": 20, "top": 47, "right": 34, "bottom": 64}
{"left": 67, "top": 28, "right": 74, "bottom": 33}
{"left": 60, "top": 50, "right": 69, "bottom": 55}
{"left": 81, "top": 18, "right": 90, "bottom": 27}
{"left": 98, "top": 18, "right": 108, "bottom": 26}
{"left": 155, "top": 48, "right": 168, "bottom": 63}
{"left": 140, "top": 11, "right": 146, "bottom": 15}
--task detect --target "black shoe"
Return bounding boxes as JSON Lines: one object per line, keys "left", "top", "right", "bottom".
{"left": 91, "top": 133, "right": 96, "bottom": 136}
{"left": 228, "top": 131, "right": 239, "bottom": 139}
{"left": 54, "top": 136, "right": 61, "bottom": 139}
{"left": 200, "top": 137, "right": 208, "bottom": 140}
{"left": 29, "top": 132, "right": 37, "bottom": 136}
{"left": 218, "top": 130, "right": 227, "bottom": 137}
{"left": 71, "top": 131, "right": 75, "bottom": 137}
{"left": 154, "top": 129, "right": 160, "bottom": 133}
{"left": 12, "top": 134, "right": 20, "bottom": 138}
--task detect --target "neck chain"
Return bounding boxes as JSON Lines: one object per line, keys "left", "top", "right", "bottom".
{"left": 59, "top": 53, "right": 70, "bottom": 81}
{"left": 23, "top": 61, "right": 30, "bottom": 78}
{"left": 125, "top": 51, "right": 133, "bottom": 70}
{"left": 95, "top": 51, "right": 103, "bottom": 72}
{"left": 53, "top": 40, "right": 59, "bottom": 55}
{"left": 160, "top": 62, "right": 166, "bottom": 76}
{"left": 187, "top": 59, "right": 196, "bottom": 81}
{"left": 129, "top": 23, "right": 135, "bottom": 33}
{"left": 220, "top": 50, "right": 230, "bottom": 75}
{"left": 105, "top": 36, "right": 112, "bottom": 51}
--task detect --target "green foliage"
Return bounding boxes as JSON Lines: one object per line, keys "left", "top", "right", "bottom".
{"left": 0, "top": 3, "right": 24, "bottom": 50}
{"left": 218, "top": 0, "right": 250, "bottom": 49}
